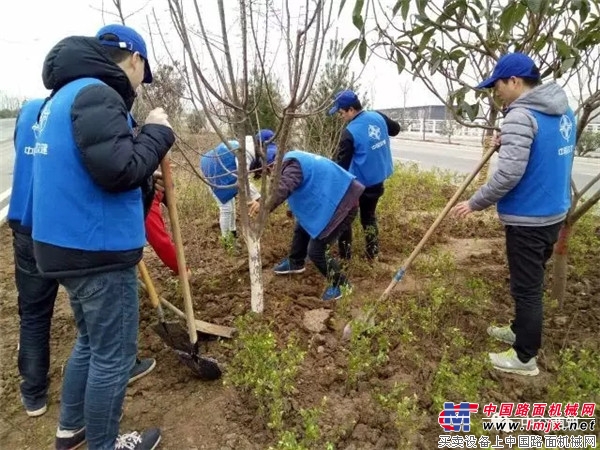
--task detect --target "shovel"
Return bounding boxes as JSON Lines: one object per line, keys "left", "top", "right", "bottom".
{"left": 160, "top": 153, "right": 222, "bottom": 380}
{"left": 342, "top": 144, "right": 498, "bottom": 340}
{"left": 138, "top": 275, "right": 236, "bottom": 339}
{"left": 138, "top": 259, "right": 195, "bottom": 352}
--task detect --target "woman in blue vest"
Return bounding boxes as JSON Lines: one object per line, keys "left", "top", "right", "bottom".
{"left": 452, "top": 53, "right": 575, "bottom": 377}
{"left": 200, "top": 129, "right": 276, "bottom": 241}
{"left": 249, "top": 150, "right": 365, "bottom": 301}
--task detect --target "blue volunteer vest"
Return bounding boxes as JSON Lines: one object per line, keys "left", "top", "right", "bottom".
{"left": 31, "top": 77, "right": 145, "bottom": 251}
{"left": 8, "top": 98, "right": 46, "bottom": 228}
{"left": 284, "top": 150, "right": 355, "bottom": 239}
{"left": 497, "top": 109, "right": 575, "bottom": 217}
{"left": 265, "top": 143, "right": 277, "bottom": 165}
{"left": 200, "top": 141, "right": 239, "bottom": 204}
{"left": 346, "top": 110, "right": 393, "bottom": 187}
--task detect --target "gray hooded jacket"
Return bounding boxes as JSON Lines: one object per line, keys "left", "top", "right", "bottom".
{"left": 469, "top": 82, "right": 571, "bottom": 226}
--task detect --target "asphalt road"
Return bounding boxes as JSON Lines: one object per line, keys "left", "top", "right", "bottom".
{"left": 0, "top": 120, "right": 598, "bottom": 217}
{"left": 0, "top": 119, "right": 16, "bottom": 217}
{"left": 391, "top": 138, "right": 599, "bottom": 193}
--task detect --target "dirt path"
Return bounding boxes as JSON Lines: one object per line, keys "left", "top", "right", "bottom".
{"left": 1, "top": 200, "right": 598, "bottom": 449}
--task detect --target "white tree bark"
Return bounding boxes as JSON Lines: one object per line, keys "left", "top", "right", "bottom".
{"left": 247, "top": 233, "right": 264, "bottom": 313}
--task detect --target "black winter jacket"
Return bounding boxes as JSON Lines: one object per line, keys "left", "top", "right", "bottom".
{"left": 335, "top": 111, "right": 400, "bottom": 193}
{"left": 34, "top": 36, "right": 175, "bottom": 277}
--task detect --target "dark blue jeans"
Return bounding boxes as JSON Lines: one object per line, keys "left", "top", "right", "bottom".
{"left": 13, "top": 231, "right": 59, "bottom": 410}
{"left": 58, "top": 266, "right": 139, "bottom": 450}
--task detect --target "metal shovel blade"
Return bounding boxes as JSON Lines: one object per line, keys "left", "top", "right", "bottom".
{"left": 152, "top": 322, "right": 193, "bottom": 353}
{"left": 175, "top": 350, "right": 222, "bottom": 381}
{"left": 152, "top": 322, "right": 222, "bottom": 380}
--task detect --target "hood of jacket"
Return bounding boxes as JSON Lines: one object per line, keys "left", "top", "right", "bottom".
{"left": 42, "top": 36, "right": 136, "bottom": 110}
{"left": 508, "top": 81, "right": 569, "bottom": 116}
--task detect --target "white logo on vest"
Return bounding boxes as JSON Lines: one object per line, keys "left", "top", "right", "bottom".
{"left": 31, "top": 100, "right": 52, "bottom": 156}
{"left": 368, "top": 124, "right": 381, "bottom": 140}
{"left": 559, "top": 114, "right": 573, "bottom": 141}
{"left": 32, "top": 100, "right": 51, "bottom": 140}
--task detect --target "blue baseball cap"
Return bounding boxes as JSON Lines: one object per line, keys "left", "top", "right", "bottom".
{"left": 96, "top": 24, "right": 153, "bottom": 83}
{"left": 477, "top": 52, "right": 540, "bottom": 89}
{"left": 255, "top": 130, "right": 277, "bottom": 165}
{"left": 328, "top": 90, "right": 359, "bottom": 115}
{"left": 256, "top": 129, "right": 275, "bottom": 143}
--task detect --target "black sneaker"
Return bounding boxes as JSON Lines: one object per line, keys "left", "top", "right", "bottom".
{"left": 55, "top": 427, "right": 86, "bottom": 450}
{"left": 128, "top": 358, "right": 156, "bottom": 385}
{"left": 115, "top": 429, "right": 161, "bottom": 450}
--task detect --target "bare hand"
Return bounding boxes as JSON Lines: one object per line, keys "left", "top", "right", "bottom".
{"left": 145, "top": 108, "right": 172, "bottom": 128}
{"left": 174, "top": 268, "right": 192, "bottom": 279}
{"left": 153, "top": 171, "right": 164, "bottom": 192}
{"left": 493, "top": 133, "right": 501, "bottom": 149}
{"left": 451, "top": 200, "right": 474, "bottom": 219}
{"left": 248, "top": 200, "right": 261, "bottom": 218}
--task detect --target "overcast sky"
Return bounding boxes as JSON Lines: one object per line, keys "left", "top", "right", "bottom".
{"left": 0, "top": 0, "right": 447, "bottom": 109}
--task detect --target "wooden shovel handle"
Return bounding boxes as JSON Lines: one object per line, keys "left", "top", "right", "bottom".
{"left": 138, "top": 260, "right": 160, "bottom": 309}
{"left": 160, "top": 154, "right": 198, "bottom": 344}
{"left": 382, "top": 144, "right": 498, "bottom": 299}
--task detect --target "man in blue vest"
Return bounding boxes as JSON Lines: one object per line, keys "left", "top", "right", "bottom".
{"left": 328, "top": 90, "right": 400, "bottom": 261}
{"left": 28, "top": 24, "right": 175, "bottom": 449}
{"left": 8, "top": 100, "right": 157, "bottom": 421}
{"left": 452, "top": 53, "right": 575, "bottom": 376}
{"left": 8, "top": 98, "right": 60, "bottom": 419}
{"left": 251, "top": 151, "right": 364, "bottom": 300}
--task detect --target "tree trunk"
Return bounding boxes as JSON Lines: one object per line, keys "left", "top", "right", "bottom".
{"left": 247, "top": 232, "right": 264, "bottom": 313}
{"left": 476, "top": 108, "right": 499, "bottom": 187}
{"left": 551, "top": 223, "right": 572, "bottom": 308}
{"left": 475, "top": 134, "right": 494, "bottom": 188}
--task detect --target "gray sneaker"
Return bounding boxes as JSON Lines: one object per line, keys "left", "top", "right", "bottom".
{"left": 489, "top": 349, "right": 539, "bottom": 376}
{"left": 487, "top": 325, "right": 516, "bottom": 345}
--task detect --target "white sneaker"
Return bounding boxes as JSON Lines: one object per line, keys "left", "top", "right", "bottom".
{"left": 26, "top": 404, "right": 47, "bottom": 417}
{"left": 20, "top": 396, "right": 47, "bottom": 418}
{"left": 489, "top": 348, "right": 539, "bottom": 376}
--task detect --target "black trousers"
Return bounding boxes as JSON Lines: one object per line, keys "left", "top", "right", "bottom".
{"left": 505, "top": 222, "right": 562, "bottom": 362}
{"left": 338, "top": 184, "right": 384, "bottom": 259}
{"left": 289, "top": 207, "right": 358, "bottom": 287}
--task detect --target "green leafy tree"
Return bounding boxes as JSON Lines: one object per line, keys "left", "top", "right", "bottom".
{"left": 576, "top": 131, "right": 600, "bottom": 157}
{"left": 343, "top": 0, "right": 600, "bottom": 305}
{"left": 247, "top": 69, "right": 285, "bottom": 135}
{"left": 186, "top": 109, "right": 207, "bottom": 134}
{"left": 302, "top": 39, "right": 367, "bottom": 158}
{"left": 133, "top": 62, "right": 186, "bottom": 129}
